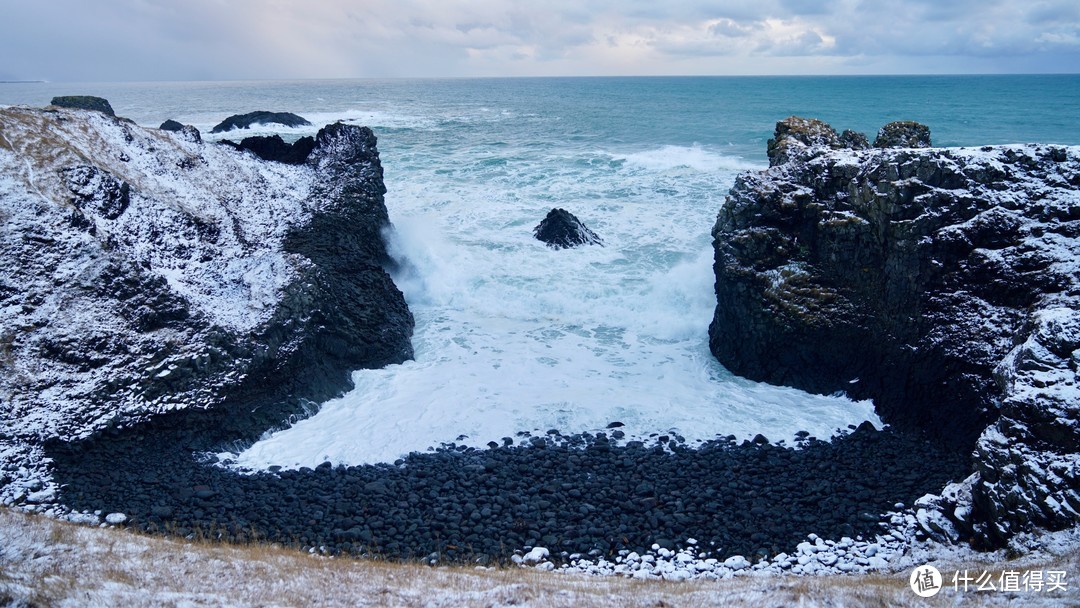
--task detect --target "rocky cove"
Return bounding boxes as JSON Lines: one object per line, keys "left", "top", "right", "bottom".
{"left": 0, "top": 103, "right": 1076, "bottom": 572}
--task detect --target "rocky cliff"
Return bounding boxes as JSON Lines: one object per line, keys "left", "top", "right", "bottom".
{"left": 0, "top": 105, "right": 413, "bottom": 504}
{"left": 709, "top": 117, "right": 1079, "bottom": 548}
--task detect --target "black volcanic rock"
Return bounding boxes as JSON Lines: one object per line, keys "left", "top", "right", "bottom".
{"left": 533, "top": 208, "right": 603, "bottom": 249}
{"left": 46, "top": 419, "right": 967, "bottom": 564}
{"left": 220, "top": 134, "right": 316, "bottom": 165}
{"left": 159, "top": 119, "right": 185, "bottom": 131}
{"left": 709, "top": 117, "right": 1080, "bottom": 549}
{"left": 51, "top": 95, "right": 115, "bottom": 116}
{"left": 210, "top": 111, "right": 312, "bottom": 133}
{"left": 874, "top": 120, "right": 932, "bottom": 148}
{"left": 839, "top": 129, "right": 870, "bottom": 149}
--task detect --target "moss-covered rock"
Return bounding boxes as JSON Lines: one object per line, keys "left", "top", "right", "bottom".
{"left": 766, "top": 116, "right": 839, "bottom": 166}
{"left": 874, "top": 120, "right": 932, "bottom": 148}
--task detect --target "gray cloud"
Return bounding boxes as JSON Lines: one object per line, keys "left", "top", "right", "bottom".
{"left": 0, "top": 0, "right": 1076, "bottom": 80}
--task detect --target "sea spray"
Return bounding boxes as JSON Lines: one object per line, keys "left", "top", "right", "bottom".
{"left": 234, "top": 138, "right": 880, "bottom": 468}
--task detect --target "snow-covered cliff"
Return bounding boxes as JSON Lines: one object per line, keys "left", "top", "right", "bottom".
{"left": 0, "top": 105, "right": 413, "bottom": 505}
{"left": 709, "top": 117, "right": 1079, "bottom": 548}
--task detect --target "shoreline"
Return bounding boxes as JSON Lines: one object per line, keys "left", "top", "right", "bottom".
{"left": 40, "top": 413, "right": 968, "bottom": 569}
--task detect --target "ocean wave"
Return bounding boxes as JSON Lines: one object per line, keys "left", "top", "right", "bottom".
{"left": 607, "top": 144, "right": 762, "bottom": 173}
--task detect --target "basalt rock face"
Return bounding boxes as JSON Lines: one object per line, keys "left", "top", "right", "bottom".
{"left": 709, "top": 117, "right": 1080, "bottom": 548}
{"left": 210, "top": 111, "right": 312, "bottom": 134}
{"left": 0, "top": 105, "right": 413, "bottom": 501}
{"left": 533, "top": 208, "right": 603, "bottom": 249}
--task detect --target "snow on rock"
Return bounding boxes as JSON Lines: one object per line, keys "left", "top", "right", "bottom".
{"left": 523, "top": 547, "right": 551, "bottom": 565}
{"left": 105, "top": 512, "right": 127, "bottom": 525}
{"left": 723, "top": 555, "right": 751, "bottom": 571}
{"left": 0, "top": 105, "right": 413, "bottom": 507}
{"left": 710, "top": 116, "right": 1080, "bottom": 549}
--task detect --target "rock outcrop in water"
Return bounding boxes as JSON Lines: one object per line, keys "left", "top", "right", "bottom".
{"left": 50, "top": 95, "right": 115, "bottom": 116}
{"left": 533, "top": 208, "right": 603, "bottom": 249}
{"left": 210, "top": 111, "right": 312, "bottom": 133}
{"left": 709, "top": 116, "right": 1080, "bottom": 548}
{"left": 0, "top": 103, "right": 413, "bottom": 503}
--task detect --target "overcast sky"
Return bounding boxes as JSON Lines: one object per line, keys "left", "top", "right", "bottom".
{"left": 2, "top": 0, "right": 1078, "bottom": 81}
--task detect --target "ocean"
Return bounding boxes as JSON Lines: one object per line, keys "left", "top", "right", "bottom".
{"left": 4, "top": 75, "right": 1078, "bottom": 467}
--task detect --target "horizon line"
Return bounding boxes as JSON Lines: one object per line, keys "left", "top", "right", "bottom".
{"left": 5, "top": 72, "right": 1079, "bottom": 86}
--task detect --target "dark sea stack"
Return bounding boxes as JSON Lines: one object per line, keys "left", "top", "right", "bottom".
{"left": 709, "top": 117, "right": 1080, "bottom": 548}
{"left": 159, "top": 119, "right": 185, "bottom": 131}
{"left": 50, "top": 95, "right": 115, "bottom": 116}
{"left": 210, "top": 111, "right": 312, "bottom": 133}
{"left": 0, "top": 107, "right": 412, "bottom": 503}
{"left": 874, "top": 120, "right": 932, "bottom": 148}
{"left": 533, "top": 208, "right": 603, "bottom": 249}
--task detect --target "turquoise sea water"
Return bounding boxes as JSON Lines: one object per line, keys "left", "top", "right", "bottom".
{"left": 4, "top": 76, "right": 1078, "bottom": 465}
{"left": 3, "top": 75, "right": 1079, "bottom": 160}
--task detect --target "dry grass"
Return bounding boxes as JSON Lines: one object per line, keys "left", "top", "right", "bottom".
{"left": 1, "top": 507, "right": 1077, "bottom": 607}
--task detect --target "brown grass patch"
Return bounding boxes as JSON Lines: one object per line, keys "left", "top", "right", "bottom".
{"left": 1, "top": 507, "right": 1077, "bottom": 607}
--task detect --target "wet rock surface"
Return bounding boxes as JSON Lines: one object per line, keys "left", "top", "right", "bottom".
{"left": 710, "top": 117, "right": 1080, "bottom": 548}
{"left": 533, "top": 208, "right": 603, "bottom": 249}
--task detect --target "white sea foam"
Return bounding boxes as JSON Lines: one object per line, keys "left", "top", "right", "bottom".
{"left": 611, "top": 144, "right": 760, "bottom": 173}
{"left": 233, "top": 137, "right": 881, "bottom": 469}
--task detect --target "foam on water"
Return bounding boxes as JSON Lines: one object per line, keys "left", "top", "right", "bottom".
{"left": 233, "top": 135, "right": 881, "bottom": 468}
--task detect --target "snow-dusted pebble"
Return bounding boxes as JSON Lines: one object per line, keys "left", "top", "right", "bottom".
{"left": 723, "top": 555, "right": 750, "bottom": 571}
{"left": 65, "top": 512, "right": 101, "bottom": 526}
{"left": 867, "top": 556, "right": 889, "bottom": 570}
{"left": 817, "top": 552, "right": 838, "bottom": 567}
{"left": 522, "top": 547, "right": 550, "bottom": 565}
{"left": 105, "top": 512, "right": 128, "bottom": 525}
